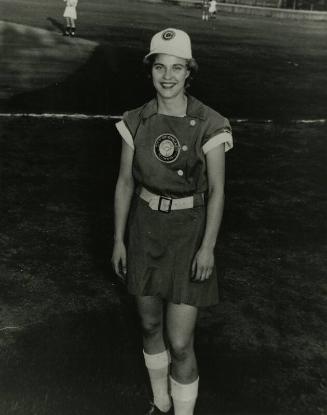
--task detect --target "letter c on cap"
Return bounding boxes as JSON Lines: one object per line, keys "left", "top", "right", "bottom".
{"left": 162, "top": 30, "right": 176, "bottom": 41}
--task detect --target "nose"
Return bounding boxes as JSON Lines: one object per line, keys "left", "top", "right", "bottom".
{"left": 163, "top": 67, "right": 172, "bottom": 80}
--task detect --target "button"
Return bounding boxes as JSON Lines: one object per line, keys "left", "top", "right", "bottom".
{"left": 177, "top": 170, "right": 184, "bottom": 176}
{"left": 190, "top": 120, "right": 196, "bottom": 126}
{"left": 182, "top": 145, "right": 188, "bottom": 151}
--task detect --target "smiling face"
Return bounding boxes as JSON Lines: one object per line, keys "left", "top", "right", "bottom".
{"left": 151, "top": 54, "right": 190, "bottom": 100}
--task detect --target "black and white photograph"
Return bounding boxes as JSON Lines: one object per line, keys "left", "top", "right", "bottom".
{"left": 0, "top": 0, "right": 326, "bottom": 414}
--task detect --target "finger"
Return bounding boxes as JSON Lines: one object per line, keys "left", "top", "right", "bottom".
{"left": 121, "top": 253, "right": 127, "bottom": 276}
{"left": 191, "top": 258, "right": 197, "bottom": 278}
{"left": 199, "top": 270, "right": 207, "bottom": 282}
{"left": 112, "top": 259, "right": 122, "bottom": 278}
{"left": 206, "top": 267, "right": 213, "bottom": 279}
{"left": 196, "top": 264, "right": 203, "bottom": 281}
{"left": 116, "top": 271, "right": 126, "bottom": 283}
{"left": 191, "top": 265, "right": 202, "bottom": 282}
{"left": 115, "top": 263, "right": 122, "bottom": 278}
{"left": 198, "top": 267, "right": 211, "bottom": 282}
{"left": 204, "top": 269, "right": 212, "bottom": 281}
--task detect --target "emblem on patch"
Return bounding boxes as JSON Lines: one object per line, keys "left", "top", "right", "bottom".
{"left": 162, "top": 30, "right": 176, "bottom": 41}
{"left": 154, "top": 133, "right": 181, "bottom": 163}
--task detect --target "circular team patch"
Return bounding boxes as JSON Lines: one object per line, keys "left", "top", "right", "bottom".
{"left": 162, "top": 30, "right": 176, "bottom": 41}
{"left": 154, "top": 133, "right": 181, "bottom": 163}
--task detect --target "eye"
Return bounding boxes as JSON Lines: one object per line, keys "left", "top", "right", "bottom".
{"left": 172, "top": 65, "right": 183, "bottom": 71}
{"left": 153, "top": 64, "right": 164, "bottom": 71}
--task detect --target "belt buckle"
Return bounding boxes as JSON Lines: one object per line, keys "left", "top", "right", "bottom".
{"left": 158, "top": 196, "right": 172, "bottom": 213}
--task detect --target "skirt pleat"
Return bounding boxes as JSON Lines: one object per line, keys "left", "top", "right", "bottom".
{"left": 127, "top": 196, "right": 219, "bottom": 307}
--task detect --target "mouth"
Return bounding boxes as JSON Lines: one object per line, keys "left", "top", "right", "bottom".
{"left": 160, "top": 82, "right": 177, "bottom": 89}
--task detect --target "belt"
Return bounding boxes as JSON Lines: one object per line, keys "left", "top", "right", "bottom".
{"left": 137, "top": 187, "right": 204, "bottom": 213}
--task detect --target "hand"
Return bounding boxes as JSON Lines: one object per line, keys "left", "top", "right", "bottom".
{"left": 111, "top": 240, "right": 127, "bottom": 283}
{"left": 191, "top": 246, "right": 214, "bottom": 282}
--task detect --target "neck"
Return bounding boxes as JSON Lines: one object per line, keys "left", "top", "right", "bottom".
{"left": 157, "top": 93, "right": 187, "bottom": 116}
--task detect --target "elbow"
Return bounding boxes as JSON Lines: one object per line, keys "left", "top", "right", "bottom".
{"left": 207, "top": 184, "right": 224, "bottom": 201}
{"left": 117, "top": 175, "right": 135, "bottom": 194}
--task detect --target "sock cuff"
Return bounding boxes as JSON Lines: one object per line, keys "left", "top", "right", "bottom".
{"left": 143, "top": 349, "right": 170, "bottom": 370}
{"left": 170, "top": 376, "right": 199, "bottom": 402}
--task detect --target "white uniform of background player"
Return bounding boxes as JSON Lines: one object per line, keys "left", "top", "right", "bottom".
{"left": 209, "top": 0, "right": 217, "bottom": 18}
{"left": 63, "top": 0, "right": 78, "bottom": 36}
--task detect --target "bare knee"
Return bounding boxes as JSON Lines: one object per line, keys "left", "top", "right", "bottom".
{"left": 141, "top": 318, "right": 162, "bottom": 339}
{"left": 170, "top": 338, "right": 194, "bottom": 362}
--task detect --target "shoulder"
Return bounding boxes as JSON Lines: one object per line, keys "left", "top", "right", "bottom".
{"left": 188, "top": 95, "right": 231, "bottom": 132}
{"left": 188, "top": 96, "right": 233, "bottom": 153}
{"left": 116, "top": 99, "right": 155, "bottom": 147}
{"left": 122, "top": 99, "right": 155, "bottom": 132}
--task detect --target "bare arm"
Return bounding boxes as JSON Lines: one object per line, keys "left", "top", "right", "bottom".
{"left": 111, "top": 140, "right": 135, "bottom": 280}
{"left": 192, "top": 144, "right": 225, "bottom": 281}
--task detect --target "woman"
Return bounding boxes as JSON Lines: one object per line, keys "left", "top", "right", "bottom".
{"left": 112, "top": 28, "right": 233, "bottom": 415}
{"left": 63, "top": 0, "right": 78, "bottom": 36}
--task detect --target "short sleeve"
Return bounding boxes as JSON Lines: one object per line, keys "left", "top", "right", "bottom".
{"left": 202, "top": 113, "right": 233, "bottom": 154}
{"left": 115, "top": 117, "right": 134, "bottom": 150}
{"left": 115, "top": 109, "right": 143, "bottom": 150}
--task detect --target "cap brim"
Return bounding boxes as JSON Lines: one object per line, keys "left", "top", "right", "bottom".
{"left": 144, "top": 50, "right": 192, "bottom": 61}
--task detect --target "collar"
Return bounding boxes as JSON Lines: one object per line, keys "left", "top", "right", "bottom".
{"left": 141, "top": 95, "right": 206, "bottom": 121}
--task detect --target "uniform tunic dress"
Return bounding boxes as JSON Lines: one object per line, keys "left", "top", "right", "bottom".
{"left": 209, "top": 0, "right": 217, "bottom": 14}
{"left": 63, "top": 0, "right": 78, "bottom": 20}
{"left": 116, "top": 95, "right": 233, "bottom": 307}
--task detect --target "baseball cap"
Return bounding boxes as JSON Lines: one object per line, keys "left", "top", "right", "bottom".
{"left": 144, "top": 28, "right": 192, "bottom": 60}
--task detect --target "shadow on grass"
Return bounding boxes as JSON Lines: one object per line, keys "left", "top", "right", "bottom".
{"left": 0, "top": 309, "right": 282, "bottom": 415}
{"left": 3, "top": 44, "right": 153, "bottom": 115}
{"left": 0, "top": 308, "right": 149, "bottom": 415}
{"left": 46, "top": 17, "right": 65, "bottom": 35}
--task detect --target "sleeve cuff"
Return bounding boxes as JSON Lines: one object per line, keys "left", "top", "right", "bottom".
{"left": 202, "top": 131, "right": 233, "bottom": 154}
{"left": 115, "top": 120, "right": 134, "bottom": 150}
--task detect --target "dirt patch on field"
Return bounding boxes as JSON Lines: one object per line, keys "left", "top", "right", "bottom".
{"left": 0, "top": 21, "right": 97, "bottom": 100}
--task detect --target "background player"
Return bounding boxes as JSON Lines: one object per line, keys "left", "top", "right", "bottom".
{"left": 209, "top": 0, "right": 217, "bottom": 18}
{"left": 63, "top": 0, "right": 78, "bottom": 36}
{"left": 202, "top": 0, "right": 210, "bottom": 20}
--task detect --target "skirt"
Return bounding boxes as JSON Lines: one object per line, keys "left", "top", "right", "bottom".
{"left": 126, "top": 196, "right": 219, "bottom": 307}
{"left": 63, "top": 6, "right": 77, "bottom": 19}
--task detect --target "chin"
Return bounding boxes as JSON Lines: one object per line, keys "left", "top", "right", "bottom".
{"left": 157, "top": 87, "right": 183, "bottom": 100}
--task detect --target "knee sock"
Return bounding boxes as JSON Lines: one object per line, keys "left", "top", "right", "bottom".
{"left": 143, "top": 350, "right": 172, "bottom": 412}
{"left": 170, "top": 376, "right": 199, "bottom": 415}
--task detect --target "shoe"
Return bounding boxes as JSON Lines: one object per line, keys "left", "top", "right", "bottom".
{"left": 63, "top": 27, "right": 70, "bottom": 36}
{"left": 145, "top": 402, "right": 173, "bottom": 415}
{"left": 70, "top": 28, "right": 76, "bottom": 36}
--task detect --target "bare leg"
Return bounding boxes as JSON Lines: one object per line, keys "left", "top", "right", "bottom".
{"left": 166, "top": 302, "right": 198, "bottom": 383}
{"left": 167, "top": 303, "right": 199, "bottom": 415}
{"left": 136, "top": 296, "right": 171, "bottom": 412}
{"left": 136, "top": 295, "right": 165, "bottom": 353}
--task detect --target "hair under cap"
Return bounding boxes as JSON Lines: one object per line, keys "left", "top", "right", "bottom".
{"left": 144, "top": 28, "right": 192, "bottom": 60}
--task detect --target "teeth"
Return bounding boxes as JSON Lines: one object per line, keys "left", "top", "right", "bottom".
{"left": 162, "top": 83, "right": 175, "bottom": 88}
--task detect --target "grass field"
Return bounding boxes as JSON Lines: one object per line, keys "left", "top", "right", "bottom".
{"left": 1, "top": 0, "right": 327, "bottom": 119}
{"left": 0, "top": 117, "right": 326, "bottom": 415}
{"left": 0, "top": 0, "right": 326, "bottom": 414}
